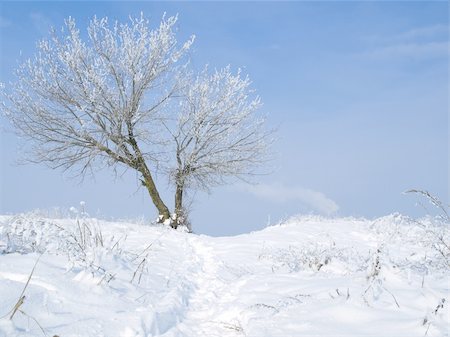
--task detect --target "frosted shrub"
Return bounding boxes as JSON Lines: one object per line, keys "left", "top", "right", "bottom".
{"left": 0, "top": 216, "right": 64, "bottom": 254}
{"left": 404, "top": 190, "right": 449, "bottom": 271}
{"left": 370, "top": 214, "right": 449, "bottom": 273}
{"left": 417, "top": 217, "right": 449, "bottom": 270}
{"left": 259, "top": 242, "right": 366, "bottom": 274}
{"left": 423, "top": 298, "right": 447, "bottom": 336}
{"left": 362, "top": 247, "right": 400, "bottom": 308}
{"left": 0, "top": 208, "right": 126, "bottom": 284}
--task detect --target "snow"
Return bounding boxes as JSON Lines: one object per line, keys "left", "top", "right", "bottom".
{"left": 0, "top": 213, "right": 448, "bottom": 336}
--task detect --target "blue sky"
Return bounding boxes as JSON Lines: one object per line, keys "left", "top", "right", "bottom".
{"left": 0, "top": 1, "right": 448, "bottom": 236}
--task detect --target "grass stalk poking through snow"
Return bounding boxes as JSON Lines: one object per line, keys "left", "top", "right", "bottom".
{"left": 1, "top": 254, "right": 49, "bottom": 336}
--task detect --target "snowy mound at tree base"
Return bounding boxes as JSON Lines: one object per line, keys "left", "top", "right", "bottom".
{"left": 0, "top": 213, "right": 448, "bottom": 337}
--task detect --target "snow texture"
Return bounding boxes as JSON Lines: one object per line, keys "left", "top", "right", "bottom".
{"left": 0, "top": 212, "right": 448, "bottom": 336}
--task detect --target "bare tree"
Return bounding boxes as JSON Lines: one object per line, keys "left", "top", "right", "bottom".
{"left": 1, "top": 14, "right": 271, "bottom": 229}
{"left": 165, "top": 67, "right": 272, "bottom": 225}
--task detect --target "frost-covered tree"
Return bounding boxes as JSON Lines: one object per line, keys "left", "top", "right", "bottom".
{"left": 165, "top": 67, "right": 270, "bottom": 224}
{"left": 1, "top": 14, "right": 271, "bottom": 229}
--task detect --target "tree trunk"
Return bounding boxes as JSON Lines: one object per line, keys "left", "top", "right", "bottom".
{"left": 140, "top": 166, "right": 171, "bottom": 224}
{"left": 174, "top": 182, "right": 184, "bottom": 228}
{"left": 125, "top": 121, "right": 171, "bottom": 226}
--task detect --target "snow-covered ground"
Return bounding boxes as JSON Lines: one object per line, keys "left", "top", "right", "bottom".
{"left": 0, "top": 212, "right": 448, "bottom": 337}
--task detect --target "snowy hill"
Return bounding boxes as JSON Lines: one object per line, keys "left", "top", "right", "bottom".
{"left": 0, "top": 213, "right": 448, "bottom": 337}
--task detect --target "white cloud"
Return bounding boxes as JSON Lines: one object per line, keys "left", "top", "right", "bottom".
{"left": 242, "top": 183, "right": 339, "bottom": 215}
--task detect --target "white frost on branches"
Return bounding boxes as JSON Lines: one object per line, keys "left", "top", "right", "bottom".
{"left": 2, "top": 14, "right": 194, "bottom": 176}
{"left": 168, "top": 66, "right": 272, "bottom": 192}
{"left": 1, "top": 13, "right": 272, "bottom": 227}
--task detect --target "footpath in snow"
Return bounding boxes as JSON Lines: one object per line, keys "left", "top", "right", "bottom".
{"left": 0, "top": 212, "right": 448, "bottom": 336}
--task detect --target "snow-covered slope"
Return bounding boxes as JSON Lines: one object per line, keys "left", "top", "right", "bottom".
{"left": 0, "top": 213, "right": 448, "bottom": 336}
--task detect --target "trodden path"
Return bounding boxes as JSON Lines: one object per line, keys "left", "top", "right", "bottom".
{"left": 161, "top": 236, "right": 246, "bottom": 337}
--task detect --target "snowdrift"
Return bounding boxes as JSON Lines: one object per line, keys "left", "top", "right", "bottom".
{"left": 0, "top": 212, "right": 448, "bottom": 336}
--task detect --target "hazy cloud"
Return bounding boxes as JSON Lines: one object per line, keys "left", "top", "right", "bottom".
{"left": 242, "top": 183, "right": 339, "bottom": 215}
{"left": 393, "top": 24, "right": 448, "bottom": 42}
{"left": 29, "top": 12, "right": 52, "bottom": 35}
{"left": 269, "top": 43, "right": 281, "bottom": 51}
{"left": 0, "top": 16, "right": 12, "bottom": 28}
{"left": 361, "top": 23, "right": 448, "bottom": 60}
{"left": 364, "top": 41, "right": 448, "bottom": 60}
